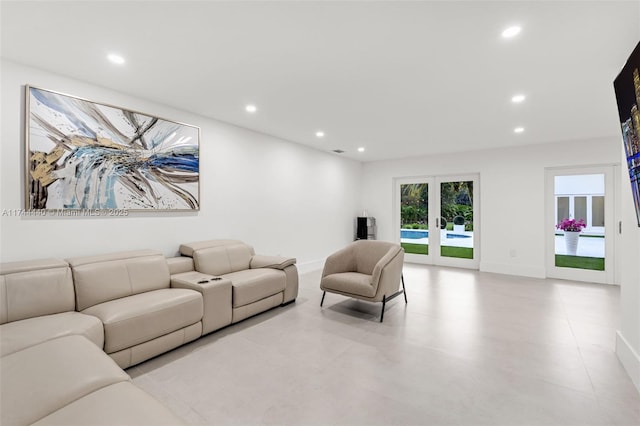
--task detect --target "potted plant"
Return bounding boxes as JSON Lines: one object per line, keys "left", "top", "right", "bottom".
{"left": 556, "top": 218, "right": 586, "bottom": 256}
{"left": 453, "top": 215, "right": 465, "bottom": 234}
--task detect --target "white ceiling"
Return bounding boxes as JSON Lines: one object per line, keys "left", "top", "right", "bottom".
{"left": 1, "top": 1, "right": 639, "bottom": 162}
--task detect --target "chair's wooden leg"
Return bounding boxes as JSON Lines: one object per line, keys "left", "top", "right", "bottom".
{"left": 402, "top": 274, "right": 407, "bottom": 304}
{"left": 320, "top": 291, "right": 326, "bottom": 307}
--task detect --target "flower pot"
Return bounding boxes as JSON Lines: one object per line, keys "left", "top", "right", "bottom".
{"left": 564, "top": 231, "right": 580, "bottom": 256}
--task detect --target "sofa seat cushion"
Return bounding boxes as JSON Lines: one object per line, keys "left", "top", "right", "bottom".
{"left": 0, "top": 311, "right": 104, "bottom": 357}
{"left": 321, "top": 272, "right": 376, "bottom": 298}
{"left": 0, "top": 335, "right": 129, "bottom": 426}
{"left": 33, "top": 381, "right": 186, "bottom": 426}
{"left": 82, "top": 288, "right": 203, "bottom": 354}
{"left": 224, "top": 269, "right": 286, "bottom": 308}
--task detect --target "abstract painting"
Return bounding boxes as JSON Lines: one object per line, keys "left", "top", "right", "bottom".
{"left": 25, "top": 86, "right": 200, "bottom": 211}
{"left": 613, "top": 41, "right": 640, "bottom": 226}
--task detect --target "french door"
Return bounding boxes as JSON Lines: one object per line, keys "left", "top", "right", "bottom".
{"left": 395, "top": 174, "right": 479, "bottom": 269}
{"left": 545, "top": 165, "right": 617, "bottom": 284}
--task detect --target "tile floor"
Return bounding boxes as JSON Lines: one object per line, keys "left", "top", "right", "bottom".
{"left": 129, "top": 264, "right": 640, "bottom": 425}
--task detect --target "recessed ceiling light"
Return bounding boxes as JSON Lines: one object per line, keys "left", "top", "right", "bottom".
{"left": 315, "top": 131, "right": 325, "bottom": 138}
{"left": 514, "top": 127, "right": 525, "bottom": 133}
{"left": 511, "top": 94, "right": 526, "bottom": 103}
{"left": 502, "top": 26, "right": 521, "bottom": 38}
{"left": 107, "top": 53, "right": 125, "bottom": 65}
{"left": 357, "top": 147, "right": 365, "bottom": 152}
{"left": 245, "top": 104, "right": 257, "bottom": 113}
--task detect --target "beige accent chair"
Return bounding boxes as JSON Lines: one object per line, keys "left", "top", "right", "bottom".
{"left": 320, "top": 240, "right": 406, "bottom": 322}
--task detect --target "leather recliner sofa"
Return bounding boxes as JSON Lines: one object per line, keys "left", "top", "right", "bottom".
{"left": 0, "top": 257, "right": 186, "bottom": 425}
{"left": 173, "top": 239, "right": 299, "bottom": 324}
{"left": 0, "top": 241, "right": 298, "bottom": 425}
{"left": 66, "top": 249, "right": 204, "bottom": 369}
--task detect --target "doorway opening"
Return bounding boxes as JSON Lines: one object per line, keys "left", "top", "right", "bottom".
{"left": 546, "top": 166, "right": 617, "bottom": 284}
{"left": 554, "top": 174, "right": 605, "bottom": 271}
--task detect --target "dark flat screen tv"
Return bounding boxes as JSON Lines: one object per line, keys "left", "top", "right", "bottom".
{"left": 614, "top": 41, "right": 640, "bottom": 227}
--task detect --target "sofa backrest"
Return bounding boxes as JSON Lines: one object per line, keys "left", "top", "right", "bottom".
{"left": 179, "top": 240, "right": 255, "bottom": 276}
{"left": 0, "top": 258, "right": 75, "bottom": 324}
{"left": 67, "top": 250, "right": 170, "bottom": 311}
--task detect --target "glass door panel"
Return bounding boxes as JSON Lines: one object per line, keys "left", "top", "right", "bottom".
{"left": 592, "top": 196, "right": 605, "bottom": 227}
{"left": 439, "top": 180, "right": 474, "bottom": 259}
{"left": 575, "top": 196, "right": 587, "bottom": 224}
{"left": 547, "top": 167, "right": 615, "bottom": 284}
{"left": 553, "top": 174, "right": 605, "bottom": 271}
{"left": 396, "top": 174, "right": 479, "bottom": 269}
{"left": 400, "top": 183, "right": 429, "bottom": 257}
{"left": 557, "top": 197, "right": 569, "bottom": 222}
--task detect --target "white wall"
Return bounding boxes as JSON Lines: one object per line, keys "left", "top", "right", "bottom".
{"left": 0, "top": 60, "right": 363, "bottom": 268}
{"left": 616, "top": 146, "right": 640, "bottom": 393}
{"left": 361, "top": 138, "right": 620, "bottom": 278}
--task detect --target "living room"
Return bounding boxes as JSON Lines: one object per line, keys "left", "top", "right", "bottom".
{"left": 1, "top": 1, "right": 639, "bottom": 425}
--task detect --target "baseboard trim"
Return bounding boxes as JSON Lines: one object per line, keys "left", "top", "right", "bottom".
{"left": 616, "top": 330, "right": 640, "bottom": 394}
{"left": 480, "top": 262, "right": 546, "bottom": 279}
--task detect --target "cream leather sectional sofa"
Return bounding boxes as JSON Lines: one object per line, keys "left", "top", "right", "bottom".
{"left": 0, "top": 240, "right": 298, "bottom": 425}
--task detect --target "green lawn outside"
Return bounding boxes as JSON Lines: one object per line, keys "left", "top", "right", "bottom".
{"left": 441, "top": 246, "right": 474, "bottom": 259}
{"left": 404, "top": 244, "right": 600, "bottom": 268}
{"left": 401, "top": 243, "right": 473, "bottom": 259}
{"left": 401, "top": 242, "right": 428, "bottom": 255}
{"left": 555, "top": 255, "right": 604, "bottom": 271}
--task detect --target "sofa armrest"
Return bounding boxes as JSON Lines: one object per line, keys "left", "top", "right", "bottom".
{"left": 250, "top": 255, "right": 296, "bottom": 270}
{"left": 171, "top": 272, "right": 232, "bottom": 335}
